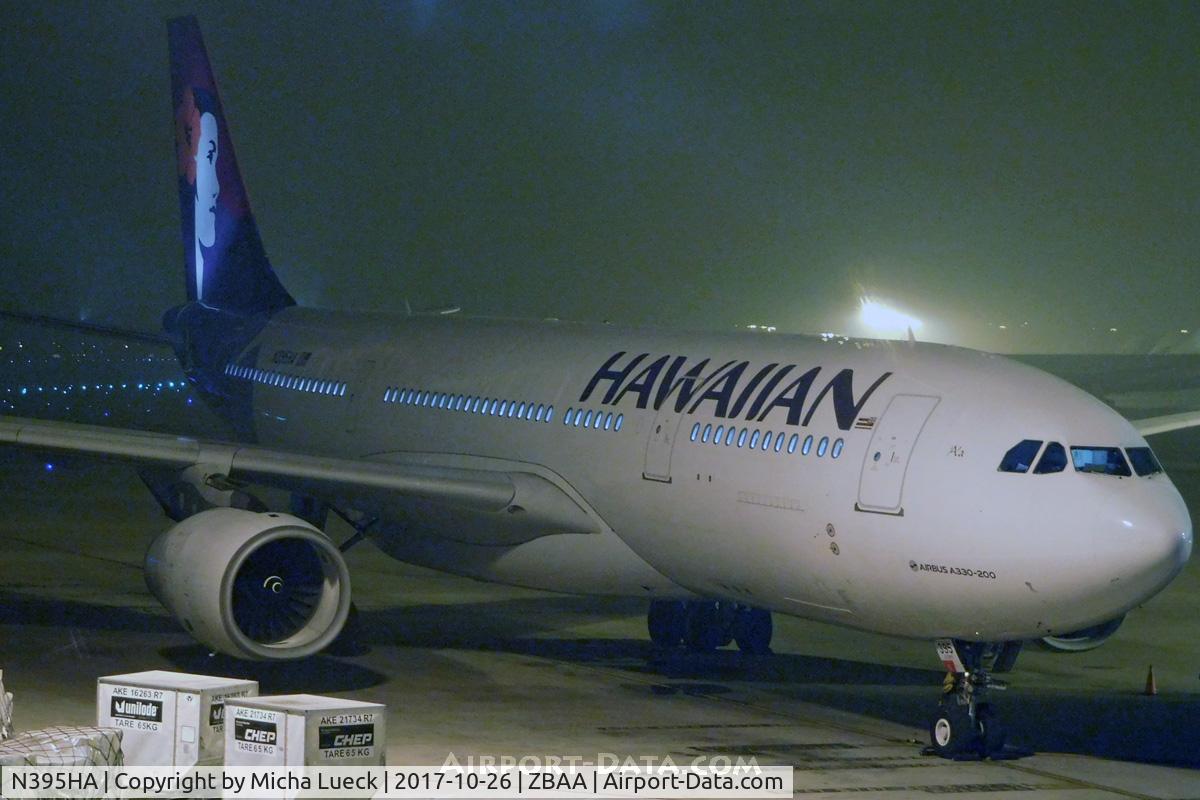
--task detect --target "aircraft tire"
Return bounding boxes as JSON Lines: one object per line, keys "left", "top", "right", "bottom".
{"left": 976, "top": 703, "right": 1006, "bottom": 756}
{"left": 928, "top": 703, "right": 978, "bottom": 757}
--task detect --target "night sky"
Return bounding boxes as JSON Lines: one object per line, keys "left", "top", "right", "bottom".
{"left": 2, "top": 1, "right": 1198, "bottom": 353}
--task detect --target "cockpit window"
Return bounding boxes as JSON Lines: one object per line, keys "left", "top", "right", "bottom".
{"left": 1033, "top": 441, "right": 1068, "bottom": 474}
{"left": 998, "top": 439, "right": 1043, "bottom": 473}
{"left": 1071, "top": 446, "right": 1132, "bottom": 477}
{"left": 1126, "top": 447, "right": 1163, "bottom": 476}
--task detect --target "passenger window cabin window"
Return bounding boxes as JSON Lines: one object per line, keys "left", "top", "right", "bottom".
{"left": 762, "top": 431, "right": 773, "bottom": 451}
{"left": 547, "top": 406, "right": 555, "bottom": 422}
{"left": 787, "top": 434, "right": 798, "bottom": 454}
{"left": 749, "top": 430, "right": 761, "bottom": 449}
{"left": 702, "top": 423, "right": 712, "bottom": 443}
{"left": 725, "top": 427, "right": 736, "bottom": 446}
{"left": 802, "top": 435, "right": 813, "bottom": 455}
{"left": 998, "top": 439, "right": 1043, "bottom": 473}
{"left": 831, "top": 438, "right": 844, "bottom": 458}
{"left": 737, "top": 428, "right": 747, "bottom": 448}
{"left": 774, "top": 433, "right": 784, "bottom": 453}
{"left": 1126, "top": 447, "right": 1163, "bottom": 476}
{"left": 612, "top": 412, "right": 620, "bottom": 430}
{"left": 817, "top": 436, "right": 829, "bottom": 457}
{"left": 714, "top": 425, "right": 724, "bottom": 444}
{"left": 1034, "top": 442, "right": 1067, "bottom": 474}
{"left": 1072, "top": 446, "right": 1132, "bottom": 477}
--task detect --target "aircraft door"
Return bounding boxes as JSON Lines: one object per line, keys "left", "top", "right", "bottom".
{"left": 856, "top": 394, "right": 940, "bottom": 515}
{"left": 344, "top": 358, "right": 378, "bottom": 440}
{"left": 642, "top": 407, "right": 682, "bottom": 483}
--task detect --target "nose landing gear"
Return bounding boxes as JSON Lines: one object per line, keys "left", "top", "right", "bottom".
{"left": 647, "top": 600, "right": 773, "bottom": 655}
{"left": 928, "top": 639, "right": 1021, "bottom": 758}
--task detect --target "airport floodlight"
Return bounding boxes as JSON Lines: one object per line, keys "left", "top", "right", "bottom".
{"left": 859, "top": 298, "right": 922, "bottom": 337}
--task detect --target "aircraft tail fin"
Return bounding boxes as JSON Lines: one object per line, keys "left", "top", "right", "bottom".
{"left": 168, "top": 16, "right": 294, "bottom": 315}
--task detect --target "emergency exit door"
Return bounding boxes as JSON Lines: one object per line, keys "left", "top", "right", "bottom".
{"left": 856, "top": 394, "right": 940, "bottom": 515}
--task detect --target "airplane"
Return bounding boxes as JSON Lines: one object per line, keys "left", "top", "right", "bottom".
{"left": 2, "top": 16, "right": 1196, "bottom": 759}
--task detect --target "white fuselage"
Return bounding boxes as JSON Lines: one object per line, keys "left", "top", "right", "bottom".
{"left": 218, "top": 308, "right": 1193, "bottom": 642}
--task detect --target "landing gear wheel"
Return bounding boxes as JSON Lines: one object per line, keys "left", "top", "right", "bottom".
{"left": 684, "top": 602, "right": 732, "bottom": 652}
{"left": 647, "top": 600, "right": 686, "bottom": 648}
{"left": 734, "top": 608, "right": 773, "bottom": 654}
{"left": 977, "top": 703, "right": 1006, "bottom": 756}
{"left": 928, "top": 703, "right": 978, "bottom": 757}
{"left": 927, "top": 639, "right": 1019, "bottom": 759}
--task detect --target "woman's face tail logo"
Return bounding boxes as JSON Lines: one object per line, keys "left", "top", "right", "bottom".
{"left": 195, "top": 112, "right": 220, "bottom": 248}
{"left": 176, "top": 87, "right": 221, "bottom": 301}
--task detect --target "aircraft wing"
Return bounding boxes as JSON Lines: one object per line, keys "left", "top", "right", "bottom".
{"left": 1132, "top": 411, "right": 1200, "bottom": 437}
{"left": 0, "top": 415, "right": 599, "bottom": 544}
{"left": 0, "top": 308, "right": 171, "bottom": 346}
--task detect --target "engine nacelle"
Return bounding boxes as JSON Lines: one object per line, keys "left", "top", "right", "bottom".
{"left": 145, "top": 507, "right": 351, "bottom": 660}
{"left": 1038, "top": 615, "right": 1125, "bottom": 652}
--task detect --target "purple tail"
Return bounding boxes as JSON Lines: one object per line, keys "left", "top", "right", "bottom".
{"left": 168, "top": 16, "right": 293, "bottom": 315}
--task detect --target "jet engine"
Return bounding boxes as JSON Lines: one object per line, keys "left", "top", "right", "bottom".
{"left": 1038, "top": 615, "right": 1125, "bottom": 652}
{"left": 144, "top": 507, "right": 351, "bottom": 660}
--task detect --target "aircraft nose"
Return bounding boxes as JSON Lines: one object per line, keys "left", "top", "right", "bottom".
{"left": 1117, "top": 482, "right": 1192, "bottom": 597}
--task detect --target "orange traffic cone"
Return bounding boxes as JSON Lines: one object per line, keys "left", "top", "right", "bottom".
{"left": 1144, "top": 665, "right": 1157, "bottom": 696}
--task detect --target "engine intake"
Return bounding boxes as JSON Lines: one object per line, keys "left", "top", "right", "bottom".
{"left": 145, "top": 507, "right": 351, "bottom": 660}
{"left": 1039, "top": 615, "right": 1125, "bottom": 652}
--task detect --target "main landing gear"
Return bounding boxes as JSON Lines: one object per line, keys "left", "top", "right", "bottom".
{"left": 647, "top": 600, "right": 773, "bottom": 655}
{"left": 928, "top": 639, "right": 1021, "bottom": 758}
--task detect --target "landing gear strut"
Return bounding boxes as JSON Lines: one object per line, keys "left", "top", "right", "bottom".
{"left": 647, "top": 600, "right": 772, "bottom": 655}
{"left": 928, "top": 639, "right": 1020, "bottom": 758}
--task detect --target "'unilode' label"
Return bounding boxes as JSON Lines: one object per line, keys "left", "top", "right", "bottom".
{"left": 110, "top": 698, "right": 163, "bottom": 723}
{"left": 234, "top": 718, "right": 277, "bottom": 746}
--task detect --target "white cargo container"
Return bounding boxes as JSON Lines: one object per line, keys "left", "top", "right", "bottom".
{"left": 96, "top": 670, "right": 257, "bottom": 766}
{"left": 225, "top": 694, "right": 385, "bottom": 767}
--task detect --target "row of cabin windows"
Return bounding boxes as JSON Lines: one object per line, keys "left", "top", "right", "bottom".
{"left": 562, "top": 407, "right": 625, "bottom": 432}
{"left": 689, "top": 421, "right": 844, "bottom": 458}
{"left": 383, "top": 387, "right": 555, "bottom": 423}
{"left": 224, "top": 363, "right": 347, "bottom": 397}
{"left": 998, "top": 439, "right": 1163, "bottom": 478}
